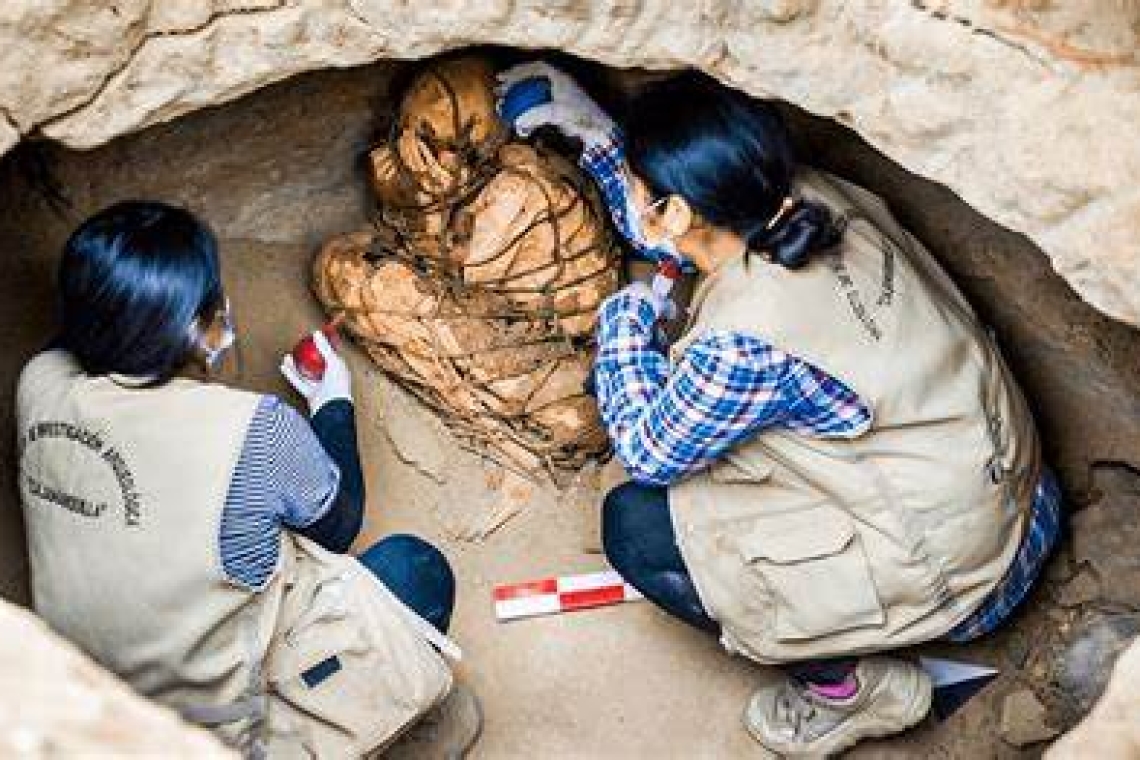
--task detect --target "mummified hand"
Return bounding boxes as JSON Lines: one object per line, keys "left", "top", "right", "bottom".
{"left": 495, "top": 61, "right": 616, "bottom": 149}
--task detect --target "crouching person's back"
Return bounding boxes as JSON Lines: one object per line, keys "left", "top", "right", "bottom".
{"left": 16, "top": 202, "right": 469, "bottom": 757}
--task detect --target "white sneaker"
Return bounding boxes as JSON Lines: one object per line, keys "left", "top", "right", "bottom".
{"left": 744, "top": 656, "right": 932, "bottom": 757}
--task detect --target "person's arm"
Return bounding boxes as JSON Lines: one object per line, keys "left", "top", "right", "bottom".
{"left": 578, "top": 131, "right": 663, "bottom": 262}
{"left": 594, "top": 287, "right": 872, "bottom": 485}
{"left": 300, "top": 398, "right": 364, "bottom": 551}
{"left": 220, "top": 396, "right": 354, "bottom": 590}
{"left": 231, "top": 396, "right": 361, "bottom": 553}
{"left": 496, "top": 62, "right": 676, "bottom": 264}
{"left": 278, "top": 330, "right": 363, "bottom": 552}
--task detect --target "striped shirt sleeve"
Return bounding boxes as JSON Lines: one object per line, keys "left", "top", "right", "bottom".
{"left": 219, "top": 395, "right": 341, "bottom": 589}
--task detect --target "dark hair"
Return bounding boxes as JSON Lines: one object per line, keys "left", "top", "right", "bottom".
{"left": 625, "top": 72, "right": 842, "bottom": 269}
{"left": 57, "top": 201, "right": 223, "bottom": 380}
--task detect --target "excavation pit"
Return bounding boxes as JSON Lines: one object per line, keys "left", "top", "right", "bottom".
{"left": 1, "top": 51, "right": 1139, "bottom": 756}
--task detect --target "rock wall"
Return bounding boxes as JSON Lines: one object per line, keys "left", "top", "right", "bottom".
{"left": 0, "top": 38, "right": 1137, "bottom": 757}
{"left": 0, "top": 1, "right": 1138, "bottom": 326}
{"left": 1048, "top": 636, "right": 1140, "bottom": 758}
{"left": 0, "top": 598, "right": 231, "bottom": 756}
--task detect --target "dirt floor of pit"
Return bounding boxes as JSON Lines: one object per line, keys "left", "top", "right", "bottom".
{"left": 2, "top": 57, "right": 1140, "bottom": 758}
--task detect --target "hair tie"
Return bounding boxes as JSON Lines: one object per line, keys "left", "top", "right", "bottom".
{"left": 765, "top": 196, "right": 798, "bottom": 231}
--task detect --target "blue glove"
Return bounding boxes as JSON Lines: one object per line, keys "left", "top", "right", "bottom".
{"left": 499, "top": 75, "right": 552, "bottom": 127}
{"left": 495, "top": 61, "right": 616, "bottom": 149}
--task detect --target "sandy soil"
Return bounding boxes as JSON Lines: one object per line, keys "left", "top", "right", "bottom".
{"left": 1, "top": 57, "right": 1138, "bottom": 757}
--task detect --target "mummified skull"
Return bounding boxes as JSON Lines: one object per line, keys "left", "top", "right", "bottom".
{"left": 312, "top": 228, "right": 609, "bottom": 474}
{"left": 369, "top": 56, "right": 508, "bottom": 260}
{"left": 372, "top": 56, "right": 504, "bottom": 204}
{"left": 399, "top": 56, "right": 502, "bottom": 166}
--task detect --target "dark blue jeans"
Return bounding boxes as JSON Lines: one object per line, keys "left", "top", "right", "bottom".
{"left": 359, "top": 534, "right": 456, "bottom": 634}
{"left": 307, "top": 400, "right": 455, "bottom": 634}
{"left": 603, "top": 481, "right": 854, "bottom": 684}
{"left": 602, "top": 482, "right": 720, "bottom": 634}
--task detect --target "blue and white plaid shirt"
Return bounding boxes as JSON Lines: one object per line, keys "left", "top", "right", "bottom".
{"left": 593, "top": 290, "right": 873, "bottom": 485}
{"left": 579, "top": 130, "right": 1061, "bottom": 636}
{"left": 582, "top": 131, "right": 873, "bottom": 486}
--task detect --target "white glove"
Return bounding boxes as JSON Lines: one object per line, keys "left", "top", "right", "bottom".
{"left": 496, "top": 61, "right": 616, "bottom": 149}
{"left": 280, "top": 331, "right": 353, "bottom": 415}
{"left": 622, "top": 281, "right": 679, "bottom": 323}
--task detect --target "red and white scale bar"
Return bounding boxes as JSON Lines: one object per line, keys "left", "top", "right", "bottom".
{"left": 493, "top": 570, "right": 643, "bottom": 622}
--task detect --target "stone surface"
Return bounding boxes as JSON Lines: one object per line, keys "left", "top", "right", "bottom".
{"left": 1048, "top": 636, "right": 1140, "bottom": 759}
{"left": 1056, "top": 568, "right": 1100, "bottom": 608}
{"left": 382, "top": 383, "right": 453, "bottom": 486}
{"left": 0, "top": 599, "right": 230, "bottom": 757}
{"left": 0, "top": 2, "right": 1138, "bottom": 325}
{"left": 1070, "top": 466, "right": 1140, "bottom": 607}
{"left": 1055, "top": 613, "right": 1140, "bottom": 719}
{"left": 1000, "top": 688, "right": 1058, "bottom": 748}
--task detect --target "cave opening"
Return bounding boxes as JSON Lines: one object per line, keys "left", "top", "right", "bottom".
{"left": 1, "top": 48, "right": 1138, "bottom": 755}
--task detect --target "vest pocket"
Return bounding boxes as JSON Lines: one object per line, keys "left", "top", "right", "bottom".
{"left": 267, "top": 574, "right": 413, "bottom": 749}
{"left": 265, "top": 547, "right": 451, "bottom": 755}
{"left": 738, "top": 506, "right": 885, "bottom": 641}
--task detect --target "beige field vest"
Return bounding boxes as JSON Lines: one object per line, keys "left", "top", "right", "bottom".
{"left": 669, "top": 170, "right": 1041, "bottom": 664}
{"left": 16, "top": 350, "right": 452, "bottom": 757}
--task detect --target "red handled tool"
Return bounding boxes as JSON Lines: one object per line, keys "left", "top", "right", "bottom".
{"left": 291, "top": 315, "right": 344, "bottom": 382}
{"left": 650, "top": 258, "right": 683, "bottom": 321}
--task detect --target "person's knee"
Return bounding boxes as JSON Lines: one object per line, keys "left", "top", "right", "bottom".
{"left": 602, "top": 482, "right": 659, "bottom": 573}
{"left": 362, "top": 534, "right": 456, "bottom": 632}
{"left": 379, "top": 534, "right": 455, "bottom": 593}
{"left": 601, "top": 483, "right": 632, "bottom": 565}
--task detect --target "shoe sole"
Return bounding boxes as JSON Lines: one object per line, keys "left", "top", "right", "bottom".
{"left": 744, "top": 666, "right": 934, "bottom": 758}
{"left": 385, "top": 685, "right": 485, "bottom": 760}
{"left": 448, "top": 685, "right": 485, "bottom": 760}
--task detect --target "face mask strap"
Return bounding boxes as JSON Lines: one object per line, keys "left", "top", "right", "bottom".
{"left": 639, "top": 195, "right": 685, "bottom": 262}
{"left": 187, "top": 299, "right": 236, "bottom": 370}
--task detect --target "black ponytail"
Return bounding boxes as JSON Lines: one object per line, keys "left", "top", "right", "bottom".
{"left": 742, "top": 198, "right": 843, "bottom": 270}
{"left": 625, "top": 72, "right": 842, "bottom": 269}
